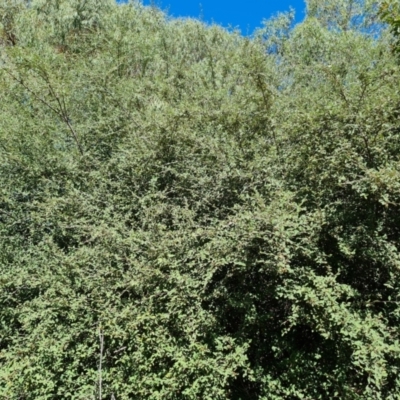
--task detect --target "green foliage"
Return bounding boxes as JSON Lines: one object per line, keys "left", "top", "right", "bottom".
{"left": 306, "top": 0, "right": 380, "bottom": 32}
{"left": 380, "top": 0, "right": 400, "bottom": 53}
{"left": 0, "top": 0, "right": 400, "bottom": 399}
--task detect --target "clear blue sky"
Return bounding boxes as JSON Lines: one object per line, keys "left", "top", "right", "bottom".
{"left": 141, "top": 0, "right": 306, "bottom": 35}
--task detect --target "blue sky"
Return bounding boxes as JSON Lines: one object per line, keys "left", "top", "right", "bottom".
{"left": 141, "top": 0, "right": 306, "bottom": 35}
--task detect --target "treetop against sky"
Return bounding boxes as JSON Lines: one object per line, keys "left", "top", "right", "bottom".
{"left": 137, "top": 0, "right": 306, "bottom": 34}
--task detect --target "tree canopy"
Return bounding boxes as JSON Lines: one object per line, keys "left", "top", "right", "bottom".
{"left": 1, "top": 0, "right": 400, "bottom": 399}
{"left": 380, "top": 0, "right": 400, "bottom": 52}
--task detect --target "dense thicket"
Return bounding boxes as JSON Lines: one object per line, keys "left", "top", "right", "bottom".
{"left": 1, "top": 0, "right": 400, "bottom": 399}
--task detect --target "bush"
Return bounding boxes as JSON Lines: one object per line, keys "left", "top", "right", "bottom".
{"left": 0, "top": 0, "right": 400, "bottom": 398}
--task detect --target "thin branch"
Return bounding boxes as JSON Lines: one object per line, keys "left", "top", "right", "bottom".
{"left": 4, "top": 68, "right": 61, "bottom": 115}
{"left": 4, "top": 68, "right": 84, "bottom": 155}
{"left": 362, "top": 134, "right": 373, "bottom": 167}
{"left": 321, "top": 66, "right": 349, "bottom": 106}
{"left": 43, "top": 74, "right": 84, "bottom": 155}
{"left": 252, "top": 72, "right": 281, "bottom": 156}
{"left": 113, "top": 346, "right": 127, "bottom": 354}
{"left": 98, "top": 327, "right": 104, "bottom": 400}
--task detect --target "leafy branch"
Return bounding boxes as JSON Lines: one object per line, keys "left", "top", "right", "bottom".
{"left": 3, "top": 66, "right": 84, "bottom": 155}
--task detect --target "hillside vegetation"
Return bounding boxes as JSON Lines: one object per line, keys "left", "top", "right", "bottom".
{"left": 1, "top": 0, "right": 400, "bottom": 398}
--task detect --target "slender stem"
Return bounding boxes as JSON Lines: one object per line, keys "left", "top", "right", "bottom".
{"left": 4, "top": 69, "right": 60, "bottom": 115}
{"left": 4, "top": 68, "right": 84, "bottom": 155}
{"left": 98, "top": 328, "right": 104, "bottom": 400}
{"left": 44, "top": 74, "right": 84, "bottom": 155}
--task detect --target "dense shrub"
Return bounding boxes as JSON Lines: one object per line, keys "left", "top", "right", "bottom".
{"left": 1, "top": 0, "right": 400, "bottom": 398}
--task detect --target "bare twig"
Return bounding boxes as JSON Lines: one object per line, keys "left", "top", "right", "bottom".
{"left": 113, "top": 346, "right": 127, "bottom": 355}
{"left": 98, "top": 327, "right": 104, "bottom": 400}
{"left": 43, "top": 73, "right": 84, "bottom": 155}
